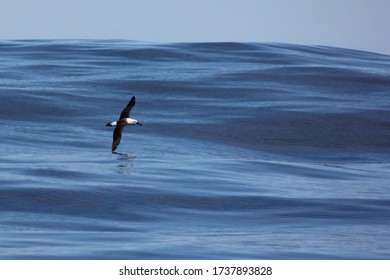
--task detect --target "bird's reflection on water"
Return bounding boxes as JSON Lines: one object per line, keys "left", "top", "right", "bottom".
{"left": 113, "top": 152, "right": 136, "bottom": 173}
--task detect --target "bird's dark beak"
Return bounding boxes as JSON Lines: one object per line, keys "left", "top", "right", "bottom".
{"left": 137, "top": 122, "right": 142, "bottom": 126}
{"left": 106, "top": 123, "right": 111, "bottom": 126}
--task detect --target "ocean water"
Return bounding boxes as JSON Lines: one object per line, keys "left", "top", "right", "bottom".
{"left": 0, "top": 40, "right": 390, "bottom": 259}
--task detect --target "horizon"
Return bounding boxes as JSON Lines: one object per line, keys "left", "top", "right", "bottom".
{"left": 1, "top": 0, "right": 390, "bottom": 55}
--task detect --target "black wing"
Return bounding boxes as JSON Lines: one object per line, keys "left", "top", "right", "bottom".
{"left": 119, "top": 96, "right": 136, "bottom": 120}
{"left": 112, "top": 125, "right": 124, "bottom": 152}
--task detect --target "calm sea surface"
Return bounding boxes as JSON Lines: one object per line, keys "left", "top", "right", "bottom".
{"left": 1, "top": 40, "right": 390, "bottom": 259}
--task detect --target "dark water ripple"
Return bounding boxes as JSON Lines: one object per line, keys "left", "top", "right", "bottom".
{"left": 1, "top": 40, "right": 390, "bottom": 259}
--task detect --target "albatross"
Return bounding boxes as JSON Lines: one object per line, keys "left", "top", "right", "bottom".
{"left": 106, "top": 96, "right": 142, "bottom": 152}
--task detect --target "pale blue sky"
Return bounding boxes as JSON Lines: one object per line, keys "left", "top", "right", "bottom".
{"left": 1, "top": 0, "right": 389, "bottom": 54}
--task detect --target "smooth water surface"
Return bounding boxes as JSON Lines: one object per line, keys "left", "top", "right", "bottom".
{"left": 1, "top": 40, "right": 390, "bottom": 259}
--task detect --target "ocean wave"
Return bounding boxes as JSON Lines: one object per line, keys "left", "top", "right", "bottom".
{"left": 1, "top": 40, "right": 390, "bottom": 259}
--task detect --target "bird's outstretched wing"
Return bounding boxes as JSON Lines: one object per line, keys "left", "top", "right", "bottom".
{"left": 112, "top": 125, "right": 124, "bottom": 152}
{"left": 119, "top": 96, "right": 136, "bottom": 119}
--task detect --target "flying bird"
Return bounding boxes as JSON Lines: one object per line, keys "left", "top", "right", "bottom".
{"left": 106, "top": 96, "right": 142, "bottom": 152}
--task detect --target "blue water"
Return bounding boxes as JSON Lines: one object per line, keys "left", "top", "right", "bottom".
{"left": 1, "top": 40, "right": 390, "bottom": 259}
